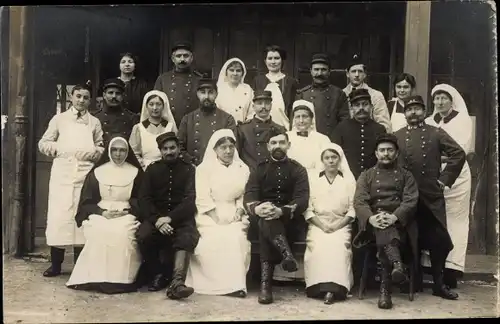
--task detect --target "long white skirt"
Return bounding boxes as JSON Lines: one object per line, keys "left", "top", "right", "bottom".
{"left": 185, "top": 219, "right": 251, "bottom": 295}
{"left": 66, "top": 214, "right": 142, "bottom": 286}
{"left": 304, "top": 225, "right": 353, "bottom": 290}
{"left": 421, "top": 164, "right": 471, "bottom": 272}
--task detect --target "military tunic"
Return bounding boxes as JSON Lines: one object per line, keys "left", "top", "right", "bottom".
{"left": 331, "top": 119, "right": 387, "bottom": 179}
{"left": 177, "top": 107, "right": 237, "bottom": 166}
{"left": 154, "top": 69, "right": 203, "bottom": 126}
{"left": 93, "top": 105, "right": 139, "bottom": 146}
{"left": 295, "top": 83, "right": 350, "bottom": 141}
{"left": 243, "top": 158, "right": 310, "bottom": 261}
{"left": 236, "top": 117, "right": 287, "bottom": 172}
{"left": 394, "top": 123, "right": 466, "bottom": 250}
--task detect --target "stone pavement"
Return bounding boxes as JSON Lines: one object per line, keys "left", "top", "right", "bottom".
{"left": 2, "top": 257, "right": 499, "bottom": 323}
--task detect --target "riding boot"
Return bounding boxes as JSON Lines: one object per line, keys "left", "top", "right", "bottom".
{"left": 258, "top": 261, "right": 274, "bottom": 304}
{"left": 272, "top": 235, "right": 298, "bottom": 272}
{"left": 43, "top": 247, "right": 65, "bottom": 277}
{"left": 73, "top": 246, "right": 83, "bottom": 264}
{"left": 443, "top": 268, "right": 458, "bottom": 289}
{"left": 166, "top": 250, "right": 194, "bottom": 300}
{"left": 383, "top": 243, "right": 407, "bottom": 284}
{"left": 377, "top": 264, "right": 393, "bottom": 309}
{"left": 431, "top": 256, "right": 459, "bottom": 300}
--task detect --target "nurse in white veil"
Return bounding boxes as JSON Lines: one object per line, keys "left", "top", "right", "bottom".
{"left": 423, "top": 84, "right": 473, "bottom": 288}
{"left": 216, "top": 58, "right": 254, "bottom": 123}
{"left": 304, "top": 142, "right": 356, "bottom": 304}
{"left": 129, "top": 90, "right": 177, "bottom": 170}
{"left": 185, "top": 129, "right": 252, "bottom": 297}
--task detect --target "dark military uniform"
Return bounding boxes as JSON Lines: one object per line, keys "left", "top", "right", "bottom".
{"left": 331, "top": 119, "right": 386, "bottom": 179}
{"left": 177, "top": 107, "right": 236, "bottom": 166}
{"left": 93, "top": 104, "right": 139, "bottom": 146}
{"left": 295, "top": 83, "right": 350, "bottom": 141}
{"left": 136, "top": 157, "right": 200, "bottom": 280}
{"left": 154, "top": 69, "right": 203, "bottom": 126}
{"left": 243, "top": 157, "right": 309, "bottom": 262}
{"left": 236, "top": 117, "right": 287, "bottom": 172}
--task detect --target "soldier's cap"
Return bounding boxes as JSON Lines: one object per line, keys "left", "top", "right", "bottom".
{"left": 102, "top": 78, "right": 125, "bottom": 92}
{"left": 375, "top": 133, "right": 399, "bottom": 150}
{"left": 171, "top": 41, "right": 193, "bottom": 54}
{"left": 156, "top": 132, "right": 179, "bottom": 148}
{"left": 347, "top": 53, "right": 365, "bottom": 71}
{"left": 311, "top": 53, "right": 330, "bottom": 67}
{"left": 349, "top": 88, "right": 371, "bottom": 104}
{"left": 197, "top": 78, "right": 217, "bottom": 91}
{"left": 253, "top": 90, "right": 273, "bottom": 102}
{"left": 404, "top": 95, "right": 426, "bottom": 110}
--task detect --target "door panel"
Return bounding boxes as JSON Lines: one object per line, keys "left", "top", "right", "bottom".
{"left": 227, "top": 27, "right": 260, "bottom": 83}
{"left": 193, "top": 28, "right": 214, "bottom": 77}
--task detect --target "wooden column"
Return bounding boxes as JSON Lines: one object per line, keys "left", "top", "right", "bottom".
{"left": 403, "top": 1, "right": 431, "bottom": 103}
{"left": 7, "top": 6, "right": 30, "bottom": 256}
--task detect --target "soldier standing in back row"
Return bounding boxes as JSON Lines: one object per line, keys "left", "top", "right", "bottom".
{"left": 154, "top": 42, "right": 204, "bottom": 126}
{"left": 295, "top": 53, "right": 350, "bottom": 141}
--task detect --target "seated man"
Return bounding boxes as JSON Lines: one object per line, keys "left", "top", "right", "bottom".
{"left": 136, "top": 132, "right": 200, "bottom": 300}
{"left": 352, "top": 133, "right": 419, "bottom": 310}
{"left": 243, "top": 128, "right": 310, "bottom": 304}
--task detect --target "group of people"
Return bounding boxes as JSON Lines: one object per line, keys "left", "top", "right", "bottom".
{"left": 38, "top": 42, "right": 474, "bottom": 309}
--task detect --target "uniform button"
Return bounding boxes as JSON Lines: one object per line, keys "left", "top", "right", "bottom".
{"left": 172, "top": 83, "right": 176, "bottom": 86}
{"left": 195, "top": 130, "right": 199, "bottom": 133}
{"left": 194, "top": 149, "right": 198, "bottom": 152}
{"left": 377, "top": 189, "right": 380, "bottom": 192}
{"left": 171, "top": 89, "right": 174, "bottom": 92}
{"left": 376, "top": 180, "right": 380, "bottom": 183}
{"left": 406, "top": 139, "right": 409, "bottom": 141}
{"left": 326, "top": 97, "right": 330, "bottom": 100}
{"left": 257, "top": 153, "right": 261, "bottom": 156}
{"left": 361, "top": 153, "right": 364, "bottom": 156}
{"left": 421, "top": 171, "right": 425, "bottom": 174}
{"left": 326, "top": 114, "right": 330, "bottom": 117}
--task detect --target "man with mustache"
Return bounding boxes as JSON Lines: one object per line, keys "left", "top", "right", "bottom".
{"left": 236, "top": 90, "right": 287, "bottom": 172}
{"left": 353, "top": 133, "right": 419, "bottom": 310}
{"left": 177, "top": 78, "right": 236, "bottom": 165}
{"left": 154, "top": 42, "right": 204, "bottom": 126}
{"left": 136, "top": 132, "right": 199, "bottom": 299}
{"left": 295, "top": 53, "right": 350, "bottom": 141}
{"left": 244, "top": 128, "right": 310, "bottom": 304}
{"left": 342, "top": 54, "right": 392, "bottom": 133}
{"left": 394, "top": 95, "right": 465, "bottom": 300}
{"left": 94, "top": 78, "right": 139, "bottom": 146}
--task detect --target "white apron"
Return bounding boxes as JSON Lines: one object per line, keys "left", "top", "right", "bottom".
{"left": 67, "top": 178, "right": 142, "bottom": 286}
{"left": 138, "top": 124, "right": 165, "bottom": 169}
{"left": 390, "top": 99, "right": 407, "bottom": 132}
{"left": 45, "top": 120, "right": 95, "bottom": 247}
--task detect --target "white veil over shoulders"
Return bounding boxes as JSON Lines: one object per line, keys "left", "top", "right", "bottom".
{"left": 199, "top": 128, "right": 245, "bottom": 169}
{"left": 315, "top": 142, "right": 356, "bottom": 190}
{"left": 291, "top": 99, "right": 317, "bottom": 132}
{"left": 139, "top": 90, "right": 177, "bottom": 133}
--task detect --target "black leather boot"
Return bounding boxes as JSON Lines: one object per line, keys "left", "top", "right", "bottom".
{"left": 258, "top": 261, "right": 274, "bottom": 304}
{"left": 73, "top": 246, "right": 83, "bottom": 264}
{"left": 383, "top": 243, "right": 407, "bottom": 284}
{"left": 377, "top": 265, "right": 393, "bottom": 309}
{"left": 273, "top": 235, "right": 298, "bottom": 272}
{"left": 148, "top": 273, "right": 169, "bottom": 292}
{"left": 443, "top": 268, "right": 458, "bottom": 289}
{"left": 166, "top": 250, "right": 194, "bottom": 300}
{"left": 431, "top": 252, "right": 458, "bottom": 300}
{"left": 43, "top": 247, "right": 65, "bottom": 277}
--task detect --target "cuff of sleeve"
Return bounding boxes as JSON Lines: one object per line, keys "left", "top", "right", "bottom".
{"left": 439, "top": 175, "right": 452, "bottom": 188}
{"left": 281, "top": 207, "right": 292, "bottom": 219}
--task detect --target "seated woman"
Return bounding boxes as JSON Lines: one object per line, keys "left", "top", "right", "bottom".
{"left": 304, "top": 143, "right": 356, "bottom": 304}
{"left": 216, "top": 58, "right": 254, "bottom": 123}
{"left": 129, "top": 90, "right": 177, "bottom": 170}
{"left": 66, "top": 136, "right": 144, "bottom": 294}
{"left": 185, "top": 129, "right": 251, "bottom": 297}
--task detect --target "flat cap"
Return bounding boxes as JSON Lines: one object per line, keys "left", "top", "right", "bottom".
{"left": 253, "top": 90, "right": 273, "bottom": 102}
{"left": 311, "top": 53, "right": 330, "bottom": 67}
{"left": 156, "top": 132, "right": 179, "bottom": 147}
{"left": 197, "top": 78, "right": 217, "bottom": 91}
{"left": 347, "top": 53, "right": 365, "bottom": 70}
{"left": 349, "top": 88, "right": 371, "bottom": 103}
{"left": 375, "top": 133, "right": 399, "bottom": 150}
{"left": 102, "top": 78, "right": 125, "bottom": 92}
{"left": 404, "top": 95, "right": 426, "bottom": 110}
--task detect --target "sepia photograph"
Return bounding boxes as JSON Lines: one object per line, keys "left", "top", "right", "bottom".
{"left": 1, "top": 1, "right": 498, "bottom": 322}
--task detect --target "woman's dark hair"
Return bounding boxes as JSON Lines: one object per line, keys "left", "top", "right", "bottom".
{"left": 393, "top": 73, "right": 416, "bottom": 89}
{"left": 227, "top": 60, "right": 244, "bottom": 71}
{"left": 432, "top": 90, "right": 453, "bottom": 101}
{"left": 321, "top": 148, "right": 340, "bottom": 160}
{"left": 120, "top": 52, "right": 138, "bottom": 64}
{"left": 71, "top": 80, "right": 92, "bottom": 95}
{"left": 263, "top": 45, "right": 287, "bottom": 61}
{"left": 146, "top": 94, "right": 164, "bottom": 106}
{"left": 214, "top": 136, "right": 236, "bottom": 148}
{"left": 292, "top": 106, "right": 314, "bottom": 118}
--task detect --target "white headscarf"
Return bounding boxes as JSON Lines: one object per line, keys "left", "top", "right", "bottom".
{"left": 216, "top": 58, "right": 253, "bottom": 122}
{"left": 317, "top": 142, "right": 356, "bottom": 190}
{"left": 95, "top": 136, "right": 138, "bottom": 186}
{"left": 428, "top": 84, "right": 473, "bottom": 153}
{"left": 291, "top": 99, "right": 317, "bottom": 132}
{"left": 200, "top": 129, "right": 245, "bottom": 169}
{"left": 140, "top": 90, "right": 178, "bottom": 133}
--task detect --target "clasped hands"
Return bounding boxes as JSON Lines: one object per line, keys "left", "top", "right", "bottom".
{"left": 368, "top": 211, "right": 398, "bottom": 230}
{"left": 155, "top": 216, "right": 174, "bottom": 236}
{"left": 254, "top": 202, "right": 283, "bottom": 220}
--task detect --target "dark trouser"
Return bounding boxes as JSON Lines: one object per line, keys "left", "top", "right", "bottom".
{"left": 373, "top": 224, "right": 405, "bottom": 247}
{"left": 258, "top": 216, "right": 304, "bottom": 264}
{"left": 136, "top": 221, "right": 200, "bottom": 278}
